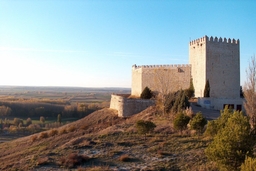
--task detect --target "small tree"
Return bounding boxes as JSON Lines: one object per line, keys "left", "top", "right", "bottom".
{"left": 40, "top": 116, "right": 45, "bottom": 124}
{"left": 136, "top": 120, "right": 156, "bottom": 140}
{"left": 173, "top": 112, "right": 190, "bottom": 133}
{"left": 140, "top": 86, "right": 153, "bottom": 99}
{"left": 205, "top": 111, "right": 255, "bottom": 170}
{"left": 57, "top": 114, "right": 61, "bottom": 124}
{"left": 172, "top": 90, "right": 190, "bottom": 113}
{"left": 189, "top": 112, "right": 207, "bottom": 134}
{"left": 13, "top": 118, "right": 23, "bottom": 127}
{"left": 204, "top": 80, "right": 210, "bottom": 97}
{"left": 185, "top": 78, "right": 195, "bottom": 99}
{"left": 244, "top": 55, "right": 256, "bottom": 129}
{"left": 26, "top": 118, "right": 32, "bottom": 126}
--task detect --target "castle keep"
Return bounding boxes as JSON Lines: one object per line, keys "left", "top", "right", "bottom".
{"left": 189, "top": 36, "right": 240, "bottom": 99}
{"left": 110, "top": 35, "right": 243, "bottom": 117}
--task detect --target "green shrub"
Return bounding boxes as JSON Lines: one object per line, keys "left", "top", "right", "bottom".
{"left": 189, "top": 112, "right": 207, "bottom": 134}
{"left": 171, "top": 90, "right": 190, "bottom": 113}
{"left": 241, "top": 156, "right": 256, "bottom": 171}
{"left": 204, "top": 106, "right": 233, "bottom": 137}
{"left": 185, "top": 78, "right": 195, "bottom": 99}
{"left": 173, "top": 112, "right": 190, "bottom": 133}
{"left": 205, "top": 111, "right": 255, "bottom": 170}
{"left": 136, "top": 120, "right": 156, "bottom": 140}
{"left": 140, "top": 86, "right": 153, "bottom": 99}
{"left": 203, "top": 79, "right": 210, "bottom": 97}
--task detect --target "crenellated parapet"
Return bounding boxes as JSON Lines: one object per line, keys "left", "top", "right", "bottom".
{"left": 189, "top": 35, "right": 239, "bottom": 46}
{"left": 132, "top": 64, "right": 191, "bottom": 70}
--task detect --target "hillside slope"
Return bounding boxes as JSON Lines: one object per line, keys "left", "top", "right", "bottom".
{"left": 0, "top": 107, "right": 214, "bottom": 170}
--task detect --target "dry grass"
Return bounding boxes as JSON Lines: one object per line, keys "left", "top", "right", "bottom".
{"left": 58, "top": 128, "right": 67, "bottom": 135}
{"left": 119, "top": 154, "right": 131, "bottom": 162}
{"left": 38, "top": 132, "right": 48, "bottom": 139}
{"left": 78, "top": 166, "right": 112, "bottom": 171}
{"left": 48, "top": 129, "right": 58, "bottom": 136}
{"left": 60, "top": 153, "right": 90, "bottom": 168}
{"left": 30, "top": 135, "right": 37, "bottom": 142}
{"left": 67, "top": 125, "right": 76, "bottom": 132}
{"left": 37, "top": 156, "right": 49, "bottom": 166}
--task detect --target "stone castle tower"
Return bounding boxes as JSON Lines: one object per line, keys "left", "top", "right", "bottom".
{"left": 189, "top": 36, "right": 240, "bottom": 99}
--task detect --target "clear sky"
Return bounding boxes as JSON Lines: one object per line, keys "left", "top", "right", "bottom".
{"left": 0, "top": 0, "right": 255, "bottom": 88}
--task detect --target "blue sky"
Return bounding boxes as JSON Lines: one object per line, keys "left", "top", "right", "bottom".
{"left": 0, "top": 0, "right": 255, "bottom": 87}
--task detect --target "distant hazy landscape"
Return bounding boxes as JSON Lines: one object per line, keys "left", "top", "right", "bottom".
{"left": 0, "top": 86, "right": 130, "bottom": 142}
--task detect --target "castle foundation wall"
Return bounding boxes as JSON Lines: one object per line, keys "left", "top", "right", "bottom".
{"left": 110, "top": 94, "right": 155, "bottom": 117}
{"left": 198, "top": 97, "right": 244, "bottom": 111}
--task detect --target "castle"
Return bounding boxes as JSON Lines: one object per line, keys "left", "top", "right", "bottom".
{"left": 110, "top": 36, "right": 243, "bottom": 117}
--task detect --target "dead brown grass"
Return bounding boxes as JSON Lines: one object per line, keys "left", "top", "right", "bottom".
{"left": 60, "top": 153, "right": 90, "bottom": 168}
{"left": 119, "top": 154, "right": 131, "bottom": 162}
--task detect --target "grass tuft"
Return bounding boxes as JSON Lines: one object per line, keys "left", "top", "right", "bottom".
{"left": 119, "top": 154, "right": 132, "bottom": 162}
{"left": 60, "top": 153, "right": 90, "bottom": 168}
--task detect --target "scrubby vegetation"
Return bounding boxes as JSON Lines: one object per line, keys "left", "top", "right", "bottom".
{"left": 140, "top": 86, "right": 153, "bottom": 99}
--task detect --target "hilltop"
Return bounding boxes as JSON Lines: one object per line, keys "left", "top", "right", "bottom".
{"left": 0, "top": 106, "right": 216, "bottom": 171}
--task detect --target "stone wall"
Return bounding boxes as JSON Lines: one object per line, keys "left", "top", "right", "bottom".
{"left": 110, "top": 94, "right": 155, "bottom": 117}
{"left": 131, "top": 64, "right": 191, "bottom": 97}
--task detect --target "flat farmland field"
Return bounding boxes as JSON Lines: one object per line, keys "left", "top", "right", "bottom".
{"left": 0, "top": 86, "right": 130, "bottom": 103}
{"left": 0, "top": 86, "right": 131, "bottom": 142}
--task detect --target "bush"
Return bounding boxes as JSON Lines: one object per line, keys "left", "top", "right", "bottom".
{"left": 13, "top": 118, "right": 23, "bottom": 127}
{"left": 241, "top": 156, "right": 256, "bottom": 171}
{"left": 136, "top": 120, "right": 156, "bottom": 140}
{"left": 140, "top": 86, "right": 153, "bottom": 99}
{"left": 185, "top": 78, "right": 194, "bottom": 99}
{"left": 30, "top": 135, "right": 37, "bottom": 142}
{"left": 40, "top": 116, "right": 45, "bottom": 124}
{"left": 38, "top": 132, "right": 49, "bottom": 139}
{"left": 171, "top": 90, "right": 190, "bottom": 113}
{"left": 205, "top": 111, "right": 255, "bottom": 170}
{"left": 204, "top": 106, "right": 233, "bottom": 137}
{"left": 58, "top": 128, "right": 67, "bottom": 135}
{"left": 189, "top": 112, "right": 207, "bottom": 134}
{"left": 119, "top": 154, "right": 131, "bottom": 162}
{"left": 26, "top": 118, "right": 32, "bottom": 126}
{"left": 60, "top": 153, "right": 90, "bottom": 168}
{"left": 48, "top": 129, "right": 58, "bottom": 136}
{"left": 173, "top": 112, "right": 190, "bottom": 133}
{"left": 67, "top": 125, "right": 76, "bottom": 132}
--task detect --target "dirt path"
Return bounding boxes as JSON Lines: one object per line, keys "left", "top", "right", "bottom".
{"left": 190, "top": 102, "right": 220, "bottom": 120}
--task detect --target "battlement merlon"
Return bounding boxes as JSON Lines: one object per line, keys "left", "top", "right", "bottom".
{"left": 132, "top": 64, "right": 191, "bottom": 70}
{"left": 189, "top": 35, "right": 239, "bottom": 46}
